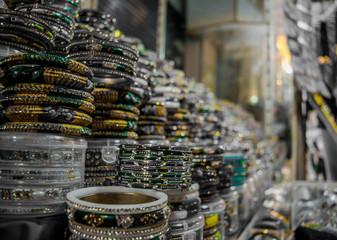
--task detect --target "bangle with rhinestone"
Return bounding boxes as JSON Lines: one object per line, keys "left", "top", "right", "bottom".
{"left": 92, "top": 119, "right": 137, "bottom": 131}
{"left": 93, "top": 109, "right": 139, "bottom": 121}
{"left": 91, "top": 130, "right": 137, "bottom": 139}
{"left": 94, "top": 102, "right": 139, "bottom": 115}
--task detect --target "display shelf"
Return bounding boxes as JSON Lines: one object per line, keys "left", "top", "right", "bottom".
{"left": 308, "top": 93, "right": 337, "bottom": 145}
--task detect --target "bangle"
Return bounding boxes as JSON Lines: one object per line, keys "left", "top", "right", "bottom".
{"left": 167, "top": 112, "right": 191, "bottom": 121}
{"left": 4, "top": 105, "right": 92, "bottom": 126}
{"left": 165, "top": 130, "right": 189, "bottom": 138}
{"left": 94, "top": 102, "right": 140, "bottom": 115}
{"left": 0, "top": 184, "right": 79, "bottom": 201}
{"left": 69, "top": 219, "right": 169, "bottom": 239}
{"left": 93, "top": 88, "right": 140, "bottom": 105}
{"left": 66, "top": 51, "right": 137, "bottom": 66}
{"left": 137, "top": 124, "right": 164, "bottom": 136}
{"left": 165, "top": 123, "right": 189, "bottom": 131}
{"left": 137, "top": 135, "right": 166, "bottom": 141}
{"left": 91, "top": 130, "right": 137, "bottom": 139}
{"left": 118, "top": 155, "right": 191, "bottom": 162}
{"left": 117, "top": 171, "right": 191, "bottom": 179}
{"left": 0, "top": 40, "right": 39, "bottom": 53}
{"left": 67, "top": 40, "right": 139, "bottom": 61}
{"left": 120, "top": 144, "right": 190, "bottom": 153}
{"left": 0, "top": 203, "right": 67, "bottom": 215}
{"left": 139, "top": 115, "right": 167, "bottom": 122}
{"left": 67, "top": 186, "right": 168, "bottom": 214}
{"left": 1, "top": 83, "right": 94, "bottom": 102}
{"left": 119, "top": 163, "right": 190, "bottom": 173}
{"left": 1, "top": 94, "right": 95, "bottom": 114}
{"left": 118, "top": 159, "right": 190, "bottom": 168}
{"left": 90, "top": 66, "right": 135, "bottom": 81}
{"left": 0, "top": 53, "right": 93, "bottom": 79}
{"left": 91, "top": 119, "right": 137, "bottom": 131}
{"left": 84, "top": 177, "right": 115, "bottom": 187}
{"left": 0, "top": 66, "right": 94, "bottom": 93}
{"left": 140, "top": 104, "right": 167, "bottom": 117}
{"left": 93, "top": 109, "right": 139, "bottom": 121}
{"left": 0, "top": 32, "right": 45, "bottom": 52}
{"left": 0, "top": 122, "right": 91, "bottom": 136}
{"left": 91, "top": 76, "right": 134, "bottom": 90}
{"left": 119, "top": 181, "right": 189, "bottom": 191}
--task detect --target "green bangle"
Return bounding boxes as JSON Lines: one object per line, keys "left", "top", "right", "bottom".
{"left": 0, "top": 53, "right": 93, "bottom": 79}
{"left": 94, "top": 102, "right": 140, "bottom": 115}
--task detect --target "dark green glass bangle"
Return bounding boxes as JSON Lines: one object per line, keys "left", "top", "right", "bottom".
{"left": 94, "top": 102, "right": 140, "bottom": 115}
{"left": 0, "top": 53, "right": 93, "bottom": 79}
{"left": 0, "top": 66, "right": 93, "bottom": 93}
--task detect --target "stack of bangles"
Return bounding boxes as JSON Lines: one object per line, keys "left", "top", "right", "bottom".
{"left": 0, "top": 8, "right": 55, "bottom": 53}
{"left": 67, "top": 35, "right": 141, "bottom": 139}
{"left": 66, "top": 186, "right": 171, "bottom": 240}
{"left": 0, "top": 53, "right": 94, "bottom": 136}
{"left": 138, "top": 100, "right": 168, "bottom": 142}
{"left": 14, "top": 1, "right": 79, "bottom": 56}
{"left": 117, "top": 144, "right": 192, "bottom": 190}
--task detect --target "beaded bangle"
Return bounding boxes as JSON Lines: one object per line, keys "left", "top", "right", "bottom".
{"left": 2, "top": 83, "right": 94, "bottom": 102}
{"left": 67, "top": 40, "right": 139, "bottom": 61}
{"left": 93, "top": 109, "right": 139, "bottom": 121}
{"left": 118, "top": 155, "right": 190, "bottom": 162}
{"left": 0, "top": 33, "right": 44, "bottom": 52}
{"left": 1, "top": 94, "right": 95, "bottom": 114}
{"left": 119, "top": 165, "right": 190, "bottom": 173}
{"left": 4, "top": 105, "right": 92, "bottom": 126}
{"left": 91, "top": 119, "right": 137, "bottom": 131}
{"left": 119, "top": 181, "right": 189, "bottom": 190}
{"left": 0, "top": 66, "right": 93, "bottom": 92}
{"left": 140, "top": 104, "right": 167, "bottom": 117}
{"left": 90, "top": 67, "right": 135, "bottom": 81}
{"left": 91, "top": 76, "right": 134, "bottom": 90}
{"left": 93, "top": 88, "right": 139, "bottom": 105}
{"left": 120, "top": 144, "right": 190, "bottom": 153}
{"left": 0, "top": 185, "right": 79, "bottom": 201}
{"left": 118, "top": 171, "right": 191, "bottom": 179}
{"left": 94, "top": 102, "right": 140, "bottom": 115}
{"left": 0, "top": 122, "right": 91, "bottom": 136}
{"left": 83, "top": 60, "right": 136, "bottom": 73}
{"left": 68, "top": 219, "right": 169, "bottom": 239}
{"left": 91, "top": 130, "right": 137, "bottom": 139}
{"left": 0, "top": 40, "right": 39, "bottom": 53}
{"left": 137, "top": 135, "right": 166, "bottom": 141}
{"left": 0, "top": 53, "right": 93, "bottom": 79}
{"left": 118, "top": 176, "right": 191, "bottom": 185}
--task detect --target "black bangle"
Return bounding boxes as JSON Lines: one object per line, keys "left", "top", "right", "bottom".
{"left": 0, "top": 40, "right": 39, "bottom": 53}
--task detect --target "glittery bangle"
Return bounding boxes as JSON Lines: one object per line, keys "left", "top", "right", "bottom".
{"left": 92, "top": 119, "right": 137, "bottom": 131}
{"left": 92, "top": 77, "right": 133, "bottom": 91}
{"left": 94, "top": 102, "right": 139, "bottom": 115}
{"left": 0, "top": 122, "right": 91, "bottom": 136}
{"left": 93, "top": 88, "right": 140, "bottom": 105}
{"left": 0, "top": 66, "right": 94, "bottom": 92}
{"left": 67, "top": 40, "right": 139, "bottom": 61}
{"left": 117, "top": 171, "right": 191, "bottom": 179}
{"left": 0, "top": 53, "right": 93, "bottom": 79}
{"left": 0, "top": 40, "right": 39, "bottom": 53}
{"left": 90, "top": 67, "right": 135, "bottom": 81}
{"left": 1, "top": 94, "right": 95, "bottom": 114}
{"left": 119, "top": 181, "right": 189, "bottom": 190}
{"left": 120, "top": 144, "right": 190, "bottom": 153}
{"left": 140, "top": 105, "right": 167, "bottom": 117}
{"left": 93, "top": 109, "right": 139, "bottom": 121}
{"left": 1, "top": 83, "right": 94, "bottom": 102}
{"left": 4, "top": 105, "right": 92, "bottom": 126}
{"left": 119, "top": 165, "right": 190, "bottom": 173}
{"left": 0, "top": 184, "right": 79, "bottom": 202}
{"left": 68, "top": 219, "right": 169, "bottom": 239}
{"left": 0, "top": 33, "right": 44, "bottom": 51}
{"left": 91, "top": 130, "right": 137, "bottom": 139}
{"left": 118, "top": 160, "right": 190, "bottom": 168}
{"left": 67, "top": 51, "right": 137, "bottom": 66}
{"left": 118, "top": 148, "right": 191, "bottom": 157}
{"left": 137, "top": 124, "right": 164, "bottom": 136}
{"left": 83, "top": 60, "right": 136, "bottom": 74}
{"left": 70, "top": 205, "right": 170, "bottom": 229}
{"left": 118, "top": 155, "right": 191, "bottom": 162}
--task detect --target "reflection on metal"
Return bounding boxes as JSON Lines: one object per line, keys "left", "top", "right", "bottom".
{"left": 157, "top": 0, "right": 167, "bottom": 60}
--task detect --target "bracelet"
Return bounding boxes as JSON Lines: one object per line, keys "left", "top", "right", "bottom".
{"left": 67, "top": 186, "right": 168, "bottom": 214}
{"left": 91, "top": 119, "right": 137, "bottom": 131}
{"left": 67, "top": 40, "right": 139, "bottom": 61}
{"left": 117, "top": 171, "right": 191, "bottom": 179}
{"left": 91, "top": 130, "right": 137, "bottom": 139}
{"left": 118, "top": 159, "right": 190, "bottom": 168}
{"left": 91, "top": 76, "right": 134, "bottom": 91}
{"left": 139, "top": 115, "right": 167, "bottom": 122}
{"left": 0, "top": 53, "right": 93, "bottom": 79}
{"left": 119, "top": 165, "right": 190, "bottom": 173}
{"left": 70, "top": 205, "right": 170, "bottom": 229}
{"left": 118, "top": 148, "right": 191, "bottom": 157}
{"left": 66, "top": 51, "right": 137, "bottom": 66}
{"left": 0, "top": 8, "right": 54, "bottom": 38}
{"left": 0, "top": 203, "right": 66, "bottom": 215}
{"left": 0, "top": 184, "right": 79, "bottom": 201}
{"left": 93, "top": 88, "right": 140, "bottom": 105}
{"left": 4, "top": 105, "right": 92, "bottom": 126}
{"left": 2, "top": 83, "right": 94, "bottom": 102}
{"left": 165, "top": 130, "right": 189, "bottom": 138}
{"left": 167, "top": 112, "right": 191, "bottom": 121}
{"left": 1, "top": 94, "right": 95, "bottom": 114}
{"left": 0, "top": 66, "right": 94, "bottom": 93}
{"left": 93, "top": 109, "right": 139, "bottom": 121}
{"left": 0, "top": 122, "right": 91, "bottom": 136}
{"left": 0, "top": 167, "right": 81, "bottom": 182}
{"left": 140, "top": 104, "right": 167, "bottom": 117}
{"left": 68, "top": 219, "right": 169, "bottom": 239}
{"left": 0, "top": 149, "right": 83, "bottom": 165}
{"left": 94, "top": 102, "right": 140, "bottom": 115}
{"left": 165, "top": 123, "right": 189, "bottom": 131}
{"left": 90, "top": 67, "right": 135, "bottom": 81}
{"left": 0, "top": 40, "right": 39, "bottom": 53}
{"left": 119, "top": 144, "right": 190, "bottom": 152}
{"left": 84, "top": 177, "right": 115, "bottom": 187}
{"left": 118, "top": 181, "right": 190, "bottom": 191}
{"left": 0, "top": 32, "right": 44, "bottom": 52}
{"left": 137, "top": 135, "right": 166, "bottom": 141}
{"left": 137, "top": 124, "right": 164, "bottom": 136}
{"left": 118, "top": 155, "right": 191, "bottom": 162}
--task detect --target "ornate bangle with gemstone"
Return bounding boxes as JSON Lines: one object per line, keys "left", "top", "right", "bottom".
{"left": 0, "top": 53, "right": 93, "bottom": 79}
{"left": 93, "top": 88, "right": 139, "bottom": 105}
{"left": 4, "top": 105, "right": 92, "bottom": 126}
{"left": 0, "top": 66, "right": 94, "bottom": 93}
